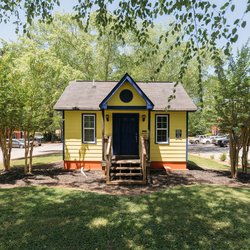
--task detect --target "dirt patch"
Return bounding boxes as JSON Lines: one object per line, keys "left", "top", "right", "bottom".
{"left": 0, "top": 162, "right": 249, "bottom": 195}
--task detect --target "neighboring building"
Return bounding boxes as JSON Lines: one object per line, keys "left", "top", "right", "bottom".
{"left": 212, "top": 125, "right": 220, "bottom": 135}
{"left": 54, "top": 73, "right": 197, "bottom": 184}
{"left": 13, "top": 131, "right": 23, "bottom": 139}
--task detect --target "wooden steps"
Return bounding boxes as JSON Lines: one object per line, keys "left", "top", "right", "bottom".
{"left": 107, "top": 180, "right": 147, "bottom": 185}
{"left": 107, "top": 159, "right": 146, "bottom": 184}
{"left": 110, "top": 167, "right": 142, "bottom": 170}
{"left": 105, "top": 136, "right": 148, "bottom": 185}
{"left": 110, "top": 173, "right": 142, "bottom": 177}
{"left": 112, "top": 159, "right": 140, "bottom": 164}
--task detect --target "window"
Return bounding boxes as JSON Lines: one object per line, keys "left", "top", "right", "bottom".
{"left": 155, "top": 115, "right": 169, "bottom": 144}
{"left": 82, "top": 114, "right": 96, "bottom": 143}
{"left": 119, "top": 89, "right": 133, "bottom": 103}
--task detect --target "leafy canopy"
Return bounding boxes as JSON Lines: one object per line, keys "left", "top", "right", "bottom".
{"left": 0, "top": 1, "right": 249, "bottom": 80}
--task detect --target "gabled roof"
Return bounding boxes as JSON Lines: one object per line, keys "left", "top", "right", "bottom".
{"left": 99, "top": 73, "right": 154, "bottom": 109}
{"left": 54, "top": 76, "right": 197, "bottom": 111}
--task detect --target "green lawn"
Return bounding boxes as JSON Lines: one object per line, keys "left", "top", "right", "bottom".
{"left": 0, "top": 153, "right": 62, "bottom": 170}
{"left": 188, "top": 154, "right": 229, "bottom": 170}
{"left": 0, "top": 186, "right": 249, "bottom": 250}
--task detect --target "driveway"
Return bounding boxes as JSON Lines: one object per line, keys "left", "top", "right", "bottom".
{"left": 0, "top": 143, "right": 62, "bottom": 161}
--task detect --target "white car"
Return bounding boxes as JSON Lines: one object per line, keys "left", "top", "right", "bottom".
{"left": 200, "top": 136, "right": 211, "bottom": 144}
{"left": 189, "top": 135, "right": 207, "bottom": 144}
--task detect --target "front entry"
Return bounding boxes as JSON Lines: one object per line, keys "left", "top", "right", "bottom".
{"left": 113, "top": 113, "right": 139, "bottom": 156}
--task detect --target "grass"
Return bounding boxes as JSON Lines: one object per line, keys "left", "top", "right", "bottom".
{"left": 0, "top": 153, "right": 62, "bottom": 170}
{"left": 188, "top": 154, "right": 229, "bottom": 170}
{"left": 0, "top": 185, "right": 249, "bottom": 249}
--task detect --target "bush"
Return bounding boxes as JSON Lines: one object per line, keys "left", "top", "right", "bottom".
{"left": 220, "top": 153, "right": 227, "bottom": 161}
{"left": 210, "top": 155, "right": 214, "bottom": 160}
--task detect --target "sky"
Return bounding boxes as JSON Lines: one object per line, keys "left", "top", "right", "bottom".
{"left": 0, "top": 0, "right": 249, "bottom": 54}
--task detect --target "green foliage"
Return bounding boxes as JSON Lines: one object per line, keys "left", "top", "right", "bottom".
{"left": 0, "top": 50, "right": 24, "bottom": 131}
{"left": 0, "top": 1, "right": 249, "bottom": 90}
{"left": 215, "top": 45, "right": 250, "bottom": 134}
{"left": 0, "top": 48, "right": 25, "bottom": 170}
{"left": 215, "top": 43, "right": 250, "bottom": 177}
{"left": 220, "top": 152, "right": 227, "bottom": 162}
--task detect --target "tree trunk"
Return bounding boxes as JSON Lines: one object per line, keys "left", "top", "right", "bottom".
{"left": 24, "top": 131, "right": 30, "bottom": 174}
{"left": 229, "top": 131, "right": 239, "bottom": 178}
{"left": 241, "top": 127, "right": 250, "bottom": 174}
{"left": 104, "top": 36, "right": 111, "bottom": 81}
{"left": 0, "top": 129, "right": 13, "bottom": 171}
{"left": 51, "top": 130, "right": 55, "bottom": 143}
{"left": 28, "top": 132, "right": 35, "bottom": 174}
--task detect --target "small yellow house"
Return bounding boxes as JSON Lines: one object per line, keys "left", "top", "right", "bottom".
{"left": 54, "top": 73, "right": 196, "bottom": 184}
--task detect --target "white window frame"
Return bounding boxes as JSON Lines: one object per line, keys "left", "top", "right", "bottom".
{"left": 82, "top": 114, "right": 96, "bottom": 144}
{"left": 155, "top": 114, "right": 169, "bottom": 144}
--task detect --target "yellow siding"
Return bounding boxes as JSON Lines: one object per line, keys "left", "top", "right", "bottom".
{"left": 104, "top": 110, "right": 148, "bottom": 136}
{"left": 107, "top": 81, "right": 146, "bottom": 106}
{"left": 64, "top": 111, "right": 102, "bottom": 161}
{"left": 64, "top": 108, "right": 187, "bottom": 163}
{"left": 150, "top": 111, "right": 187, "bottom": 162}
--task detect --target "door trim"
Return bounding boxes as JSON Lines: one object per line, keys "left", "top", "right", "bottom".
{"left": 112, "top": 113, "right": 139, "bottom": 156}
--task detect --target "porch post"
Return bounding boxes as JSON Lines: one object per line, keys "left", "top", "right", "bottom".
{"left": 101, "top": 109, "right": 105, "bottom": 161}
{"left": 148, "top": 109, "right": 151, "bottom": 161}
{"left": 62, "top": 110, "right": 65, "bottom": 160}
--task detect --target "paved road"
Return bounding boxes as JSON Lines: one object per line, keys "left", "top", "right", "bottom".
{"left": 188, "top": 143, "right": 250, "bottom": 162}
{"left": 0, "top": 143, "right": 62, "bottom": 162}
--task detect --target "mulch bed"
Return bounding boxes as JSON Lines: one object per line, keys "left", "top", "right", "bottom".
{"left": 0, "top": 162, "right": 249, "bottom": 195}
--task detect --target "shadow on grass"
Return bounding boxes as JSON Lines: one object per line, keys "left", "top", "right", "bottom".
{"left": 0, "top": 162, "right": 70, "bottom": 185}
{"left": 187, "top": 160, "right": 204, "bottom": 170}
{"left": 0, "top": 186, "right": 249, "bottom": 249}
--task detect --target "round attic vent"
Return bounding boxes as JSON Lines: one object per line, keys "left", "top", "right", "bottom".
{"left": 120, "top": 89, "right": 133, "bottom": 103}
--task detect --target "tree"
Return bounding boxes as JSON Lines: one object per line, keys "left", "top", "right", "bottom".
{"left": 1, "top": 1, "right": 249, "bottom": 87}
{"left": 28, "top": 14, "right": 95, "bottom": 80}
{"left": 0, "top": 36, "right": 83, "bottom": 172}
{"left": 12, "top": 39, "right": 83, "bottom": 173}
{"left": 215, "top": 44, "right": 250, "bottom": 178}
{"left": 0, "top": 48, "right": 24, "bottom": 171}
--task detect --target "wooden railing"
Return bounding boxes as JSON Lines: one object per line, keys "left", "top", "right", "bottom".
{"left": 140, "top": 136, "right": 147, "bottom": 182}
{"left": 105, "top": 136, "right": 112, "bottom": 182}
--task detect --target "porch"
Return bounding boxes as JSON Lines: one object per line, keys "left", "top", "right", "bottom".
{"left": 103, "top": 135, "right": 149, "bottom": 184}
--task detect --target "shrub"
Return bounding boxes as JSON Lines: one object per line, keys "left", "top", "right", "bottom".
{"left": 210, "top": 155, "right": 214, "bottom": 160}
{"left": 220, "top": 152, "right": 227, "bottom": 161}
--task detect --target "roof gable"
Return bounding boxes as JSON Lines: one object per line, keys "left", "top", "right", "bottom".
{"left": 107, "top": 81, "right": 147, "bottom": 108}
{"left": 99, "top": 73, "right": 154, "bottom": 109}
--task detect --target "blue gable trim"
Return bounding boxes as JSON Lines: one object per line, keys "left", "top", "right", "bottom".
{"left": 99, "top": 73, "right": 154, "bottom": 110}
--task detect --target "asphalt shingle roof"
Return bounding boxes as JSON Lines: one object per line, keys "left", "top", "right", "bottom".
{"left": 54, "top": 80, "right": 197, "bottom": 111}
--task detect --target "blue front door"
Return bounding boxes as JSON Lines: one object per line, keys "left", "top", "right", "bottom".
{"left": 113, "top": 113, "right": 139, "bottom": 156}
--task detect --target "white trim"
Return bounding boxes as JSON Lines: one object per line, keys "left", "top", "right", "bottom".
{"left": 156, "top": 115, "right": 169, "bottom": 144}
{"left": 82, "top": 114, "right": 96, "bottom": 143}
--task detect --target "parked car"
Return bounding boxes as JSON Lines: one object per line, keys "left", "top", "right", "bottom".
{"left": 212, "top": 136, "right": 225, "bottom": 145}
{"left": 34, "top": 138, "right": 42, "bottom": 146}
{"left": 217, "top": 136, "right": 229, "bottom": 147}
{"left": 189, "top": 135, "right": 207, "bottom": 144}
{"left": 19, "top": 138, "right": 42, "bottom": 147}
{"left": 6, "top": 139, "right": 24, "bottom": 148}
{"left": 207, "top": 136, "right": 218, "bottom": 144}
{"left": 200, "top": 136, "right": 211, "bottom": 144}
